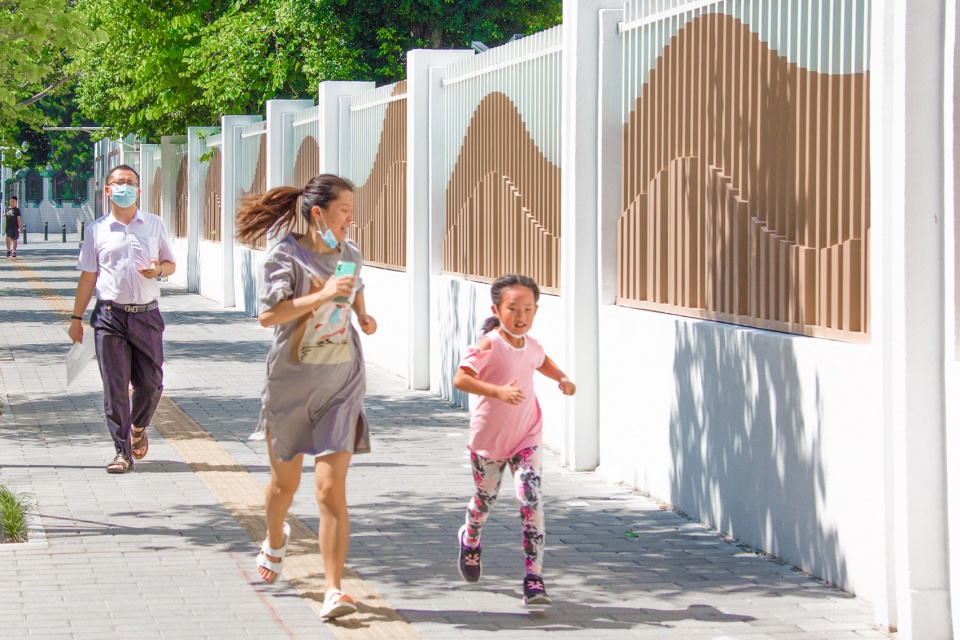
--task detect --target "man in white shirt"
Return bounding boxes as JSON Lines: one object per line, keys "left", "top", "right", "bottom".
{"left": 69, "top": 164, "right": 177, "bottom": 473}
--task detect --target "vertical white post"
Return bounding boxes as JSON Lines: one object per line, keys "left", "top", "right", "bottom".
{"left": 598, "top": 8, "right": 625, "bottom": 305}
{"left": 945, "top": 2, "right": 960, "bottom": 639}
{"left": 561, "top": 0, "right": 623, "bottom": 470}
{"left": 880, "top": 1, "right": 953, "bottom": 637}
{"left": 317, "top": 81, "right": 374, "bottom": 175}
{"left": 221, "top": 115, "right": 262, "bottom": 309}
{"left": 159, "top": 136, "right": 185, "bottom": 242}
{"left": 406, "top": 49, "right": 475, "bottom": 390}
{"left": 139, "top": 144, "right": 160, "bottom": 216}
{"left": 265, "top": 99, "right": 315, "bottom": 191}
{"left": 187, "top": 127, "right": 218, "bottom": 294}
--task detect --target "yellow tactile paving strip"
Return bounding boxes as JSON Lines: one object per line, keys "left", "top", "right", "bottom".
{"left": 14, "top": 257, "right": 423, "bottom": 639}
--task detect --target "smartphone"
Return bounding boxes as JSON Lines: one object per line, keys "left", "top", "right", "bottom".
{"left": 333, "top": 261, "right": 356, "bottom": 303}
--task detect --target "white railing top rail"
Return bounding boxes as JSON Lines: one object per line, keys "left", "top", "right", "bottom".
{"left": 293, "top": 104, "right": 321, "bottom": 127}
{"left": 350, "top": 81, "right": 406, "bottom": 112}
{"left": 443, "top": 25, "right": 562, "bottom": 87}
{"left": 241, "top": 120, "right": 267, "bottom": 138}
{"left": 205, "top": 132, "right": 223, "bottom": 148}
{"left": 620, "top": 0, "right": 723, "bottom": 32}
{"left": 618, "top": 0, "right": 871, "bottom": 75}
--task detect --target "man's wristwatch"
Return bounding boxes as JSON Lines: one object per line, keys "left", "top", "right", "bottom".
{"left": 156, "top": 265, "right": 164, "bottom": 281}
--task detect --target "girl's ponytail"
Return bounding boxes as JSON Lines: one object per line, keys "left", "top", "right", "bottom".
{"left": 480, "top": 316, "right": 500, "bottom": 335}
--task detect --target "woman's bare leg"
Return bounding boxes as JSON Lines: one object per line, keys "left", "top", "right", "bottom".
{"left": 260, "top": 431, "right": 303, "bottom": 581}
{"left": 314, "top": 450, "right": 352, "bottom": 593}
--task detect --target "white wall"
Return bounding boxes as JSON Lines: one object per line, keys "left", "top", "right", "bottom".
{"left": 356, "top": 266, "right": 408, "bottom": 378}
{"left": 597, "top": 305, "right": 887, "bottom": 604}
{"left": 17, "top": 176, "right": 96, "bottom": 237}
{"left": 233, "top": 245, "right": 266, "bottom": 317}
{"left": 197, "top": 240, "right": 225, "bottom": 305}
{"left": 167, "top": 237, "right": 189, "bottom": 290}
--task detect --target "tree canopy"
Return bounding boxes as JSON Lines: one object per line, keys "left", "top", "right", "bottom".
{"left": 0, "top": 0, "right": 561, "bottom": 170}
{"left": 0, "top": 0, "right": 100, "bottom": 163}
{"left": 322, "top": 0, "right": 563, "bottom": 82}
{"left": 68, "top": 0, "right": 561, "bottom": 140}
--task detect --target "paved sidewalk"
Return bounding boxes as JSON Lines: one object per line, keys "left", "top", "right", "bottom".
{"left": 0, "top": 241, "right": 892, "bottom": 639}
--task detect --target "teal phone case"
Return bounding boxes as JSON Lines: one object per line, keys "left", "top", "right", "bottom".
{"left": 334, "top": 261, "right": 356, "bottom": 302}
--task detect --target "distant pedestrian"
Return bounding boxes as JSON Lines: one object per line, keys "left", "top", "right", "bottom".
{"left": 4, "top": 195, "right": 21, "bottom": 257}
{"left": 452, "top": 274, "right": 576, "bottom": 606}
{"left": 235, "top": 173, "right": 377, "bottom": 621}
{"left": 68, "top": 164, "right": 176, "bottom": 474}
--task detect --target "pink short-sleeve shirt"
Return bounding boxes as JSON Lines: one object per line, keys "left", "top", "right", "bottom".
{"left": 459, "top": 330, "right": 546, "bottom": 459}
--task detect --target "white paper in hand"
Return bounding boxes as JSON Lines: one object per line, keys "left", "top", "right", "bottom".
{"left": 66, "top": 328, "right": 96, "bottom": 385}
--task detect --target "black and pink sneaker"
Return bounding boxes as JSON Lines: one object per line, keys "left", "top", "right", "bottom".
{"left": 457, "top": 525, "right": 482, "bottom": 582}
{"left": 522, "top": 574, "right": 552, "bottom": 606}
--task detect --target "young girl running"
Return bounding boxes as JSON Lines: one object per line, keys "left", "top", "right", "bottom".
{"left": 453, "top": 274, "right": 575, "bottom": 605}
{"left": 236, "top": 174, "right": 377, "bottom": 621}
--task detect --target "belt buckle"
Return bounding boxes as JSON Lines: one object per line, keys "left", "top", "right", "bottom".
{"left": 123, "top": 304, "right": 136, "bottom": 312}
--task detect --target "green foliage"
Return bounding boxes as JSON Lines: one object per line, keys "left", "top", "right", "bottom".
{"left": 42, "top": 89, "right": 97, "bottom": 177}
{"left": 0, "top": 0, "right": 100, "bottom": 151}
{"left": 320, "top": 0, "right": 563, "bottom": 83}
{"left": 0, "top": 485, "right": 31, "bottom": 543}
{"left": 183, "top": 0, "right": 346, "bottom": 118}
{"left": 70, "top": 0, "right": 221, "bottom": 140}
{"left": 69, "top": 0, "right": 562, "bottom": 137}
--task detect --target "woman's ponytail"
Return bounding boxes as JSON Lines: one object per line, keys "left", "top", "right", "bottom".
{"left": 235, "top": 174, "right": 355, "bottom": 245}
{"left": 235, "top": 186, "right": 302, "bottom": 245}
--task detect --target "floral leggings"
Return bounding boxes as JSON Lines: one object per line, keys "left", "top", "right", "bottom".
{"left": 463, "top": 446, "right": 544, "bottom": 576}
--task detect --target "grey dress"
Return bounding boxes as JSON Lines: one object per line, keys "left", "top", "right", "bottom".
{"left": 251, "top": 234, "right": 371, "bottom": 461}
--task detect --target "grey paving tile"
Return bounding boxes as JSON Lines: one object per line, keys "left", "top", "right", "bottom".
{"left": 0, "top": 243, "right": 892, "bottom": 640}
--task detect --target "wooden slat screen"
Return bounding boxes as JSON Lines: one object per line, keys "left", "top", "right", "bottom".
{"left": 151, "top": 167, "right": 161, "bottom": 219}
{"left": 443, "top": 27, "right": 562, "bottom": 293}
{"left": 239, "top": 123, "right": 268, "bottom": 250}
{"left": 348, "top": 81, "right": 408, "bottom": 271}
{"left": 618, "top": 0, "right": 871, "bottom": 341}
{"left": 174, "top": 147, "right": 188, "bottom": 239}
{"left": 204, "top": 147, "right": 222, "bottom": 243}
{"left": 291, "top": 106, "right": 319, "bottom": 239}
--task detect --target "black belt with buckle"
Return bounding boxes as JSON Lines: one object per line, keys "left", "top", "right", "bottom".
{"left": 103, "top": 300, "right": 159, "bottom": 313}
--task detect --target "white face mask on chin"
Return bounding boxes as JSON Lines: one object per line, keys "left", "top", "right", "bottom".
{"left": 497, "top": 324, "right": 526, "bottom": 339}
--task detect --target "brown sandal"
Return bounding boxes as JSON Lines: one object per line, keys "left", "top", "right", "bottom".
{"left": 131, "top": 426, "right": 148, "bottom": 460}
{"left": 106, "top": 453, "right": 132, "bottom": 474}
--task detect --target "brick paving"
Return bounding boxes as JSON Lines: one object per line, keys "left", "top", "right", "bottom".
{"left": 0, "top": 240, "right": 893, "bottom": 639}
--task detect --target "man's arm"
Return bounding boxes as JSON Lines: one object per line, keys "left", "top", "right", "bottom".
{"left": 68, "top": 271, "right": 97, "bottom": 343}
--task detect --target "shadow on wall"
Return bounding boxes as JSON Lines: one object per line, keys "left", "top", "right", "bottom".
{"left": 669, "top": 322, "right": 846, "bottom": 587}
{"left": 239, "top": 248, "right": 258, "bottom": 317}
{"left": 437, "top": 279, "right": 482, "bottom": 410}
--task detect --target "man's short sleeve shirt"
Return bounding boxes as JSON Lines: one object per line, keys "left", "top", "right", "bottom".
{"left": 77, "top": 210, "right": 176, "bottom": 304}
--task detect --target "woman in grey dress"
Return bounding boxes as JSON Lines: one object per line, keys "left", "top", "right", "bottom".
{"left": 235, "top": 174, "right": 377, "bottom": 621}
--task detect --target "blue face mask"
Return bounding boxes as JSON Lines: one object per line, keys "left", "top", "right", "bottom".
{"left": 316, "top": 215, "right": 339, "bottom": 249}
{"left": 109, "top": 183, "right": 138, "bottom": 208}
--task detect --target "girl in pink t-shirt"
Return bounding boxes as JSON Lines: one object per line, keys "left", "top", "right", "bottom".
{"left": 453, "top": 274, "right": 576, "bottom": 606}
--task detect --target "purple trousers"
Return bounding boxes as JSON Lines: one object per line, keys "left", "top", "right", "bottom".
{"left": 91, "top": 300, "right": 165, "bottom": 460}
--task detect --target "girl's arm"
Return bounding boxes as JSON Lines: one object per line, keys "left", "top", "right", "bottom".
{"left": 453, "top": 367, "right": 525, "bottom": 404}
{"left": 258, "top": 275, "right": 354, "bottom": 327}
{"left": 351, "top": 290, "right": 377, "bottom": 335}
{"left": 538, "top": 355, "right": 576, "bottom": 395}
